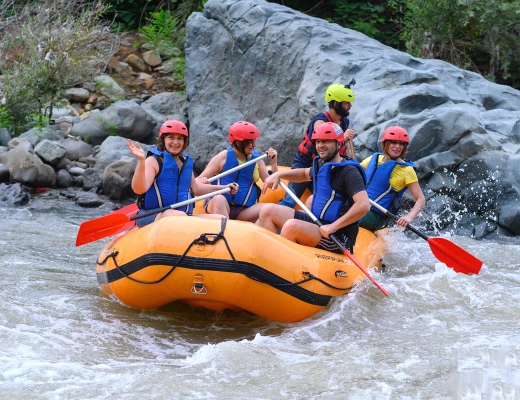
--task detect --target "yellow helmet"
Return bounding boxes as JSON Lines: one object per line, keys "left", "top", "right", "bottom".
{"left": 324, "top": 84, "right": 355, "bottom": 103}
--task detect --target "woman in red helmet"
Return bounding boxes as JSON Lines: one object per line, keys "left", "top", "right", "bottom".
{"left": 359, "top": 125, "right": 426, "bottom": 232}
{"left": 126, "top": 119, "right": 239, "bottom": 227}
{"left": 196, "top": 121, "right": 278, "bottom": 222}
{"left": 257, "top": 122, "right": 370, "bottom": 254}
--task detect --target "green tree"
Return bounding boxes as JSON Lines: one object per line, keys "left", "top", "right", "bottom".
{"left": 0, "top": 0, "right": 117, "bottom": 133}
{"left": 403, "top": 0, "right": 520, "bottom": 87}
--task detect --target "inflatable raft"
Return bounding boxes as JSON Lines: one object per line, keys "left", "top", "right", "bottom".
{"left": 96, "top": 215, "right": 385, "bottom": 322}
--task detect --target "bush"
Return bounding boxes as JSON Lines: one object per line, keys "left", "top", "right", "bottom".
{"left": 403, "top": 0, "right": 520, "bottom": 87}
{"left": 0, "top": 0, "right": 118, "bottom": 133}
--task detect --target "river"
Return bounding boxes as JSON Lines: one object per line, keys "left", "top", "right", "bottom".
{"left": 1, "top": 191, "right": 519, "bottom": 399}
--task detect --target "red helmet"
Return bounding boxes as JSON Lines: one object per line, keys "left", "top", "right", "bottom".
{"left": 228, "top": 121, "right": 260, "bottom": 143}
{"left": 159, "top": 120, "right": 188, "bottom": 137}
{"left": 311, "top": 122, "right": 344, "bottom": 143}
{"left": 381, "top": 126, "right": 409, "bottom": 144}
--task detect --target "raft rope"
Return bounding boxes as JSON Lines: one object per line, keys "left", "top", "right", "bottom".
{"left": 97, "top": 218, "right": 352, "bottom": 290}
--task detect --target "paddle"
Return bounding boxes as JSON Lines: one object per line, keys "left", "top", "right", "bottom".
{"left": 75, "top": 187, "right": 232, "bottom": 246}
{"left": 368, "top": 199, "right": 483, "bottom": 275}
{"left": 277, "top": 178, "right": 389, "bottom": 297}
{"left": 76, "top": 153, "right": 269, "bottom": 246}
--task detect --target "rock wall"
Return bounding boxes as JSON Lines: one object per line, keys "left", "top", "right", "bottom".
{"left": 185, "top": 0, "right": 520, "bottom": 237}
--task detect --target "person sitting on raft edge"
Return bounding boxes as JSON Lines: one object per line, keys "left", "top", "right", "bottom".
{"left": 256, "top": 122, "right": 370, "bottom": 254}
{"left": 196, "top": 121, "right": 278, "bottom": 222}
{"left": 359, "top": 125, "right": 426, "bottom": 232}
{"left": 126, "top": 119, "right": 239, "bottom": 227}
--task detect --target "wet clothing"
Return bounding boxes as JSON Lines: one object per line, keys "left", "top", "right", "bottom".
{"left": 213, "top": 146, "right": 260, "bottom": 208}
{"left": 279, "top": 112, "right": 350, "bottom": 208}
{"left": 298, "top": 156, "right": 366, "bottom": 254}
{"left": 136, "top": 148, "right": 194, "bottom": 228}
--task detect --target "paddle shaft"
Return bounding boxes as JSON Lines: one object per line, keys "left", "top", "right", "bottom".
{"left": 369, "top": 199, "right": 428, "bottom": 240}
{"left": 130, "top": 187, "right": 231, "bottom": 221}
{"left": 276, "top": 178, "right": 389, "bottom": 296}
{"left": 207, "top": 152, "right": 268, "bottom": 184}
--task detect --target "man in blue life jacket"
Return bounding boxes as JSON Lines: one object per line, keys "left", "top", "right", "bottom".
{"left": 359, "top": 126, "right": 426, "bottom": 231}
{"left": 257, "top": 122, "right": 370, "bottom": 254}
{"left": 278, "top": 81, "right": 357, "bottom": 208}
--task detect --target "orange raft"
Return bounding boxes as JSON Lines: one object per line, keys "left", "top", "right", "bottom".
{"left": 96, "top": 215, "right": 385, "bottom": 323}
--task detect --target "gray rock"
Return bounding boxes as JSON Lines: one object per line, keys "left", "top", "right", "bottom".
{"left": 0, "top": 182, "right": 30, "bottom": 206}
{"left": 61, "top": 138, "right": 95, "bottom": 161}
{"left": 94, "top": 75, "right": 127, "bottom": 101}
{"left": 34, "top": 139, "right": 67, "bottom": 165}
{"left": 19, "top": 127, "right": 64, "bottom": 148}
{"left": 75, "top": 191, "right": 105, "bottom": 207}
{"left": 56, "top": 169, "right": 73, "bottom": 188}
{"left": 82, "top": 168, "right": 104, "bottom": 191}
{"left": 0, "top": 128, "right": 11, "bottom": 146}
{"left": 70, "top": 100, "right": 155, "bottom": 145}
{"left": 0, "top": 144, "right": 55, "bottom": 187}
{"left": 95, "top": 136, "right": 150, "bottom": 170}
{"left": 102, "top": 159, "right": 137, "bottom": 200}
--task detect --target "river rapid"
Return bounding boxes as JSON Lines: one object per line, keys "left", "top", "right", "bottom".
{"left": 1, "top": 192, "right": 519, "bottom": 399}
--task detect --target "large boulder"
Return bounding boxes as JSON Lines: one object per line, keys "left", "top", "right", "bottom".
{"left": 183, "top": 0, "right": 520, "bottom": 237}
{"left": 70, "top": 100, "right": 156, "bottom": 145}
{"left": 0, "top": 142, "right": 56, "bottom": 187}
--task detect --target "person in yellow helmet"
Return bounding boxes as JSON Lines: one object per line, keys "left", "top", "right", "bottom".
{"left": 278, "top": 81, "right": 357, "bottom": 208}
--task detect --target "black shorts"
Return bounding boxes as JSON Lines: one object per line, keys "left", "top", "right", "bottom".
{"left": 293, "top": 211, "right": 353, "bottom": 254}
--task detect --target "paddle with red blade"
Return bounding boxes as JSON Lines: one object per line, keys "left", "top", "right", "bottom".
{"left": 76, "top": 153, "right": 269, "bottom": 246}
{"left": 277, "top": 179, "right": 389, "bottom": 297}
{"left": 75, "top": 187, "right": 231, "bottom": 246}
{"left": 369, "top": 199, "right": 482, "bottom": 274}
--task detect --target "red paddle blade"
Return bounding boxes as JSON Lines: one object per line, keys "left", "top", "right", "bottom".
{"left": 76, "top": 213, "right": 132, "bottom": 247}
{"left": 427, "top": 237, "right": 483, "bottom": 275}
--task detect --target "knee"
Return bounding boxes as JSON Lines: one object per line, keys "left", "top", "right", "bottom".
{"left": 280, "top": 219, "right": 300, "bottom": 239}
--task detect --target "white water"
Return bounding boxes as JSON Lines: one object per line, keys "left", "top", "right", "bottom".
{"left": 1, "top": 192, "right": 519, "bottom": 399}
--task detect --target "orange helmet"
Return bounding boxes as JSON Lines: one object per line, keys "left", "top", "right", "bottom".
{"left": 311, "top": 122, "right": 344, "bottom": 143}
{"left": 381, "top": 126, "right": 409, "bottom": 144}
{"left": 159, "top": 120, "right": 188, "bottom": 137}
{"left": 228, "top": 121, "right": 260, "bottom": 143}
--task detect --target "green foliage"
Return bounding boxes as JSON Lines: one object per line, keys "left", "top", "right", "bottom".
{"left": 0, "top": 106, "right": 15, "bottom": 132}
{"left": 403, "top": 0, "right": 520, "bottom": 87}
{"left": 0, "top": 0, "right": 117, "bottom": 134}
{"left": 329, "top": 0, "right": 407, "bottom": 49}
{"left": 25, "top": 113, "right": 50, "bottom": 131}
{"left": 138, "top": 9, "right": 183, "bottom": 54}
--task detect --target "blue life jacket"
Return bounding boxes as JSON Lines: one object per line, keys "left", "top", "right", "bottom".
{"left": 296, "top": 112, "right": 350, "bottom": 165}
{"left": 214, "top": 146, "right": 260, "bottom": 207}
{"left": 311, "top": 157, "right": 366, "bottom": 223}
{"left": 140, "top": 147, "right": 194, "bottom": 214}
{"left": 365, "top": 152, "right": 415, "bottom": 216}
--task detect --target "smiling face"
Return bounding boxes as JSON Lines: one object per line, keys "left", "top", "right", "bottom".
{"left": 383, "top": 140, "right": 407, "bottom": 159}
{"left": 315, "top": 139, "right": 340, "bottom": 161}
{"left": 163, "top": 133, "right": 186, "bottom": 156}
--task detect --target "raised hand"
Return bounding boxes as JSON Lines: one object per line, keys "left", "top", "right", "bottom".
{"left": 126, "top": 140, "right": 146, "bottom": 161}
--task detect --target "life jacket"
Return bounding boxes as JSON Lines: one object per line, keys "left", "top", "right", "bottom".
{"left": 365, "top": 152, "right": 415, "bottom": 216}
{"left": 297, "top": 112, "right": 350, "bottom": 164}
{"left": 311, "top": 157, "right": 367, "bottom": 224}
{"left": 213, "top": 146, "right": 260, "bottom": 207}
{"left": 138, "top": 147, "right": 194, "bottom": 214}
